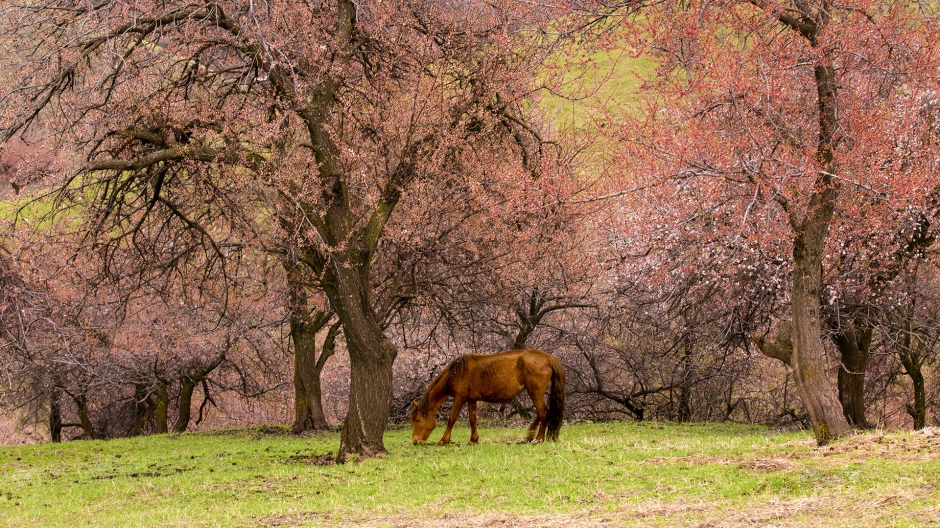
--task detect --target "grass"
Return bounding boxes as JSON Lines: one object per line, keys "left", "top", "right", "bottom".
{"left": 541, "top": 45, "right": 657, "bottom": 131}
{"left": 2, "top": 421, "right": 939, "bottom": 527}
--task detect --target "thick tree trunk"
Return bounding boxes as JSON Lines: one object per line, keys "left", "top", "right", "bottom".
{"left": 341, "top": 337, "right": 396, "bottom": 461}
{"left": 155, "top": 381, "right": 169, "bottom": 434}
{"left": 790, "top": 254, "right": 852, "bottom": 443}
{"left": 787, "top": 61, "right": 852, "bottom": 445}
{"left": 292, "top": 342, "right": 316, "bottom": 432}
{"left": 752, "top": 0, "right": 853, "bottom": 447}
{"left": 291, "top": 0, "right": 405, "bottom": 460}
{"left": 833, "top": 323, "right": 872, "bottom": 428}
{"left": 788, "top": 138, "right": 854, "bottom": 443}
{"left": 753, "top": 302, "right": 852, "bottom": 444}
{"left": 327, "top": 264, "right": 397, "bottom": 461}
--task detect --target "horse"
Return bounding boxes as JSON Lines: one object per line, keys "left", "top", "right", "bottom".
{"left": 410, "top": 349, "right": 565, "bottom": 445}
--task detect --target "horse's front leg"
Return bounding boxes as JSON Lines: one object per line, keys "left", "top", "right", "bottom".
{"left": 437, "top": 396, "right": 464, "bottom": 446}
{"left": 468, "top": 401, "right": 479, "bottom": 445}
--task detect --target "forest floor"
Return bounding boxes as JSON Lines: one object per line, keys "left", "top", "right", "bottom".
{"left": 1, "top": 421, "right": 938, "bottom": 527}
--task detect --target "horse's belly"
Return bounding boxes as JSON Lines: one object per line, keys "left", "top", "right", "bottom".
{"left": 472, "top": 383, "right": 524, "bottom": 403}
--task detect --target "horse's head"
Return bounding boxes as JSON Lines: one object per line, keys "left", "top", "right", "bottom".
{"left": 410, "top": 400, "right": 436, "bottom": 445}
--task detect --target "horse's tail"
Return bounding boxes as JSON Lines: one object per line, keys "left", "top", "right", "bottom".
{"left": 546, "top": 354, "right": 565, "bottom": 442}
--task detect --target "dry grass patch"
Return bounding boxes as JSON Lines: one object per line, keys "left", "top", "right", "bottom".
{"left": 311, "top": 488, "right": 938, "bottom": 528}
{"left": 805, "top": 427, "right": 940, "bottom": 462}
{"left": 701, "top": 488, "right": 940, "bottom": 528}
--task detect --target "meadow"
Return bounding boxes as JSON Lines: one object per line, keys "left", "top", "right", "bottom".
{"left": 1, "top": 421, "right": 938, "bottom": 527}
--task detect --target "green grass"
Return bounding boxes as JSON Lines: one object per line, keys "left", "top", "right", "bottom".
{"left": 541, "top": 47, "right": 657, "bottom": 130}
{"left": 1, "top": 422, "right": 939, "bottom": 527}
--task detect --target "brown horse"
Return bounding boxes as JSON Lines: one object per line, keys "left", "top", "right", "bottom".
{"left": 410, "top": 349, "right": 565, "bottom": 445}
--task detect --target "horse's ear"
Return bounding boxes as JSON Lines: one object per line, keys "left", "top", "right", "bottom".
{"left": 412, "top": 400, "right": 419, "bottom": 408}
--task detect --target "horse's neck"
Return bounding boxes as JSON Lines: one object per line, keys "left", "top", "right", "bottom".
{"left": 425, "top": 373, "right": 451, "bottom": 411}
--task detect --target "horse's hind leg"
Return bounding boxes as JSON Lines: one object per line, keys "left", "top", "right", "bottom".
{"left": 522, "top": 359, "right": 553, "bottom": 443}
{"left": 525, "top": 415, "right": 540, "bottom": 442}
{"left": 468, "top": 401, "right": 479, "bottom": 445}
{"left": 525, "top": 389, "right": 549, "bottom": 443}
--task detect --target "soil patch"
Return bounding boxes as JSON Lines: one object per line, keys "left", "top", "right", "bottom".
{"left": 283, "top": 452, "right": 338, "bottom": 466}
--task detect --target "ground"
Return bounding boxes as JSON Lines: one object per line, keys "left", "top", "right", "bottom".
{"left": 1, "top": 422, "right": 938, "bottom": 527}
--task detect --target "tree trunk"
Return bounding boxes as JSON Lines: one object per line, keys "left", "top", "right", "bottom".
{"left": 759, "top": 31, "right": 853, "bottom": 444}
{"left": 833, "top": 322, "right": 872, "bottom": 428}
{"left": 173, "top": 378, "right": 197, "bottom": 433}
{"left": 676, "top": 345, "right": 694, "bottom": 422}
{"left": 790, "top": 252, "right": 852, "bottom": 444}
{"left": 130, "top": 384, "right": 155, "bottom": 436}
{"left": 73, "top": 394, "right": 96, "bottom": 439}
{"left": 290, "top": 316, "right": 326, "bottom": 432}
{"left": 326, "top": 263, "right": 397, "bottom": 461}
{"left": 155, "top": 381, "right": 169, "bottom": 434}
{"left": 752, "top": 0, "right": 853, "bottom": 447}
{"left": 49, "top": 392, "right": 62, "bottom": 443}
{"left": 291, "top": 318, "right": 338, "bottom": 433}
{"left": 793, "top": 56, "right": 852, "bottom": 444}
{"left": 675, "top": 386, "right": 692, "bottom": 422}
{"left": 899, "top": 328, "right": 927, "bottom": 430}
{"left": 283, "top": 260, "right": 337, "bottom": 434}
{"left": 756, "top": 158, "right": 854, "bottom": 445}
{"left": 340, "top": 336, "right": 396, "bottom": 461}
{"left": 292, "top": 338, "right": 315, "bottom": 433}
{"left": 788, "top": 198, "right": 853, "bottom": 442}
{"left": 130, "top": 401, "right": 154, "bottom": 437}
{"left": 291, "top": 0, "right": 405, "bottom": 461}
{"left": 901, "top": 352, "right": 927, "bottom": 430}
{"left": 313, "top": 323, "right": 341, "bottom": 425}
{"left": 172, "top": 353, "right": 226, "bottom": 433}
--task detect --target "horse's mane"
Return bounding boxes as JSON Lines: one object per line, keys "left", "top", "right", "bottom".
{"left": 447, "top": 355, "right": 469, "bottom": 379}
{"left": 414, "top": 355, "right": 469, "bottom": 417}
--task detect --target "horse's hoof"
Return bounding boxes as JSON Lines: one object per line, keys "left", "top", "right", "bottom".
{"left": 468, "top": 440, "right": 478, "bottom": 445}
{"left": 437, "top": 440, "right": 448, "bottom": 446}
{"left": 530, "top": 439, "right": 542, "bottom": 444}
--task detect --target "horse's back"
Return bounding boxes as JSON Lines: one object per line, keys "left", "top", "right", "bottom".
{"left": 464, "top": 349, "right": 551, "bottom": 365}
{"left": 457, "top": 350, "right": 554, "bottom": 402}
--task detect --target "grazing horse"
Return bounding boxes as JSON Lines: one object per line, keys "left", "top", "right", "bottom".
{"left": 410, "top": 349, "right": 565, "bottom": 445}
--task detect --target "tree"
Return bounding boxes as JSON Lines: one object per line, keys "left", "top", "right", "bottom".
{"left": 823, "top": 204, "right": 937, "bottom": 428}
{"left": 0, "top": 224, "right": 287, "bottom": 441}
{"left": 604, "top": 0, "right": 940, "bottom": 443}
{"left": 282, "top": 255, "right": 341, "bottom": 433}
{"left": 0, "top": 1, "right": 554, "bottom": 458}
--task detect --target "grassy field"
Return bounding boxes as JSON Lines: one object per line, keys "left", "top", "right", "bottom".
{"left": 1, "top": 421, "right": 939, "bottom": 527}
